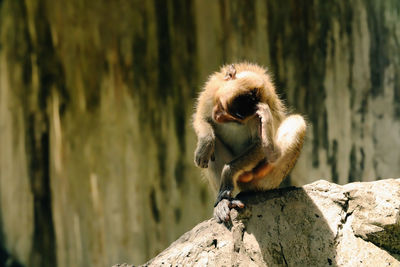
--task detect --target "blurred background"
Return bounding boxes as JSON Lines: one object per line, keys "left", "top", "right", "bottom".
{"left": 0, "top": 0, "right": 399, "bottom": 266}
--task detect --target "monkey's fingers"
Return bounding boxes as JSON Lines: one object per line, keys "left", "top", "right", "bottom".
{"left": 194, "top": 152, "right": 210, "bottom": 168}
{"left": 229, "top": 199, "right": 245, "bottom": 209}
{"left": 256, "top": 103, "right": 271, "bottom": 122}
{"left": 194, "top": 139, "right": 215, "bottom": 168}
{"left": 214, "top": 199, "right": 231, "bottom": 223}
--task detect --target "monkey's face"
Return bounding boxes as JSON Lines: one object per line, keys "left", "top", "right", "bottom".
{"left": 213, "top": 88, "right": 260, "bottom": 124}
{"left": 213, "top": 71, "right": 265, "bottom": 124}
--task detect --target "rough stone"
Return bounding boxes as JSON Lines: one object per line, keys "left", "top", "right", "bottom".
{"left": 116, "top": 179, "right": 400, "bottom": 266}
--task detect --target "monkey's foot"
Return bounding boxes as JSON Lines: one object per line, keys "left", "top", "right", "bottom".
{"left": 213, "top": 198, "right": 245, "bottom": 223}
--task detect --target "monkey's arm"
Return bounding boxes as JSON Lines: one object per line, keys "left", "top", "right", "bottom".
{"left": 216, "top": 103, "right": 280, "bottom": 199}
{"left": 213, "top": 138, "right": 265, "bottom": 222}
{"left": 257, "top": 103, "right": 281, "bottom": 162}
{"left": 194, "top": 118, "right": 215, "bottom": 168}
{"left": 215, "top": 139, "right": 264, "bottom": 202}
{"left": 193, "top": 93, "right": 216, "bottom": 168}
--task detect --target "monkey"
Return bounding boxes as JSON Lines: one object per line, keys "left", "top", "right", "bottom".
{"left": 193, "top": 63, "right": 306, "bottom": 223}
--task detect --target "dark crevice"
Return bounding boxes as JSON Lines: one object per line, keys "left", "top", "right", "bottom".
{"left": 329, "top": 140, "right": 339, "bottom": 184}
{"left": 174, "top": 158, "right": 185, "bottom": 188}
{"left": 0, "top": 245, "right": 23, "bottom": 267}
{"left": 275, "top": 212, "right": 288, "bottom": 267}
{"left": 279, "top": 243, "right": 288, "bottom": 267}
{"left": 349, "top": 146, "right": 366, "bottom": 183}
{"left": 333, "top": 192, "right": 352, "bottom": 245}
{"left": 153, "top": 0, "right": 171, "bottom": 193}
{"left": 27, "top": 120, "right": 56, "bottom": 267}
{"left": 349, "top": 145, "right": 358, "bottom": 183}
{"left": 218, "top": 0, "right": 230, "bottom": 62}
{"left": 156, "top": 138, "right": 167, "bottom": 191}
{"left": 174, "top": 208, "right": 181, "bottom": 223}
{"left": 394, "top": 72, "right": 400, "bottom": 118}
{"left": 211, "top": 239, "right": 218, "bottom": 248}
{"left": 16, "top": 1, "right": 58, "bottom": 266}
{"left": 154, "top": 0, "right": 172, "bottom": 101}
{"left": 365, "top": 1, "right": 389, "bottom": 97}
{"left": 237, "top": 1, "right": 256, "bottom": 53}
{"left": 150, "top": 188, "right": 161, "bottom": 223}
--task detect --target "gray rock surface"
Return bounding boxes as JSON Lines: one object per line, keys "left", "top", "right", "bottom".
{"left": 117, "top": 179, "right": 400, "bottom": 266}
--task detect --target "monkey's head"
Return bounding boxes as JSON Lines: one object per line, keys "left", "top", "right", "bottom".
{"left": 212, "top": 64, "right": 269, "bottom": 124}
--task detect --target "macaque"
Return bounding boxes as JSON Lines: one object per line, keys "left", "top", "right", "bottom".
{"left": 193, "top": 63, "right": 306, "bottom": 223}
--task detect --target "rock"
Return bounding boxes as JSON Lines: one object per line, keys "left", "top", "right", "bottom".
{"left": 116, "top": 179, "right": 400, "bottom": 266}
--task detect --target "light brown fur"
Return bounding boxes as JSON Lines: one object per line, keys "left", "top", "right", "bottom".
{"left": 193, "top": 62, "right": 306, "bottom": 222}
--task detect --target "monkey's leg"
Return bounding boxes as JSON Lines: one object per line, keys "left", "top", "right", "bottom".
{"left": 207, "top": 136, "right": 234, "bottom": 192}
{"left": 219, "top": 142, "right": 265, "bottom": 193}
{"left": 210, "top": 137, "right": 247, "bottom": 222}
{"left": 214, "top": 141, "right": 265, "bottom": 222}
{"left": 255, "top": 114, "right": 306, "bottom": 189}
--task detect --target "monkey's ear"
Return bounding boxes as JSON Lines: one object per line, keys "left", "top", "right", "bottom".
{"left": 224, "top": 64, "right": 236, "bottom": 80}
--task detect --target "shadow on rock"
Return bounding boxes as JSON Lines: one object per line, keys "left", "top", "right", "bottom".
{"left": 126, "top": 179, "right": 400, "bottom": 267}
{"left": 237, "top": 185, "right": 339, "bottom": 266}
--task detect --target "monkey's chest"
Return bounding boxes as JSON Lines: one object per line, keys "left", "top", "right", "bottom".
{"left": 214, "top": 121, "right": 257, "bottom": 156}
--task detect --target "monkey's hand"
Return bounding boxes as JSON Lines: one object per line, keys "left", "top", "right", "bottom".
{"left": 194, "top": 135, "right": 215, "bottom": 168}
{"left": 256, "top": 103, "right": 281, "bottom": 163}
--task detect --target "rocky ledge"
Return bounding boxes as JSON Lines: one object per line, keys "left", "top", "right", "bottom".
{"left": 116, "top": 179, "right": 400, "bottom": 266}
